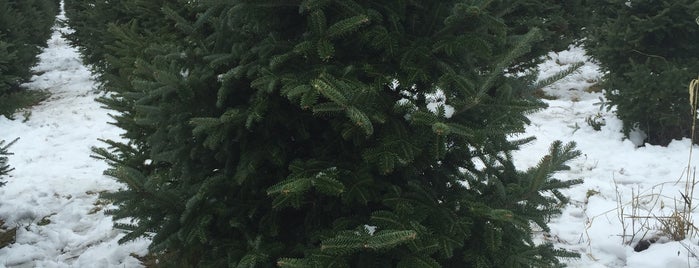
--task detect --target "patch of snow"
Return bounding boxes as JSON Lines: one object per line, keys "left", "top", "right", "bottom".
{"left": 628, "top": 129, "right": 648, "bottom": 147}
{"left": 425, "top": 89, "right": 455, "bottom": 118}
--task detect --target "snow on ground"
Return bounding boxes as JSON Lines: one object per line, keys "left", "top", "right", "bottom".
{"left": 0, "top": 7, "right": 148, "bottom": 268}
{"left": 518, "top": 47, "right": 699, "bottom": 268}
{"left": 1, "top": 6, "right": 698, "bottom": 268}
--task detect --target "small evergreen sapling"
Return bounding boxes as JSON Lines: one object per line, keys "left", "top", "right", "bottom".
{"left": 0, "top": 138, "right": 18, "bottom": 187}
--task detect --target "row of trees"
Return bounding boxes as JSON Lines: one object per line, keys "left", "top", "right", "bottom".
{"left": 0, "top": 0, "right": 60, "bottom": 117}
{"left": 60, "top": 0, "right": 699, "bottom": 267}
{"left": 0, "top": 0, "right": 59, "bottom": 189}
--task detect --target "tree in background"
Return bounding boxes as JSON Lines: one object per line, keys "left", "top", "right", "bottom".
{"left": 0, "top": 0, "right": 58, "bottom": 117}
{"left": 66, "top": 0, "right": 589, "bottom": 267}
{"left": 62, "top": 0, "right": 167, "bottom": 79}
{"left": 501, "top": 0, "right": 591, "bottom": 72}
{"left": 585, "top": 0, "right": 699, "bottom": 145}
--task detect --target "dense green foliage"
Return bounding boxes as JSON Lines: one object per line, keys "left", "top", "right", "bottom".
{"left": 585, "top": 0, "right": 699, "bottom": 145}
{"left": 63, "top": 0, "right": 166, "bottom": 80}
{"left": 66, "top": 1, "right": 588, "bottom": 267}
{"left": 0, "top": 0, "right": 59, "bottom": 117}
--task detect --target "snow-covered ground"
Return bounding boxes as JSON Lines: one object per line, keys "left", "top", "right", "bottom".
{"left": 1, "top": 6, "right": 699, "bottom": 268}
{"left": 0, "top": 8, "right": 148, "bottom": 268}
{"left": 517, "top": 47, "right": 699, "bottom": 268}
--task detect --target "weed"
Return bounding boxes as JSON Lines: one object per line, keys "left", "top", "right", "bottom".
{"left": 586, "top": 189, "right": 600, "bottom": 199}
{"left": 611, "top": 75, "right": 699, "bottom": 253}
{"left": 586, "top": 113, "right": 606, "bottom": 131}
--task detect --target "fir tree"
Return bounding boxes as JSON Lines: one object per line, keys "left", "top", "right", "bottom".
{"left": 0, "top": 0, "right": 57, "bottom": 117}
{"left": 499, "top": 0, "right": 591, "bottom": 73}
{"left": 0, "top": 138, "right": 17, "bottom": 187}
{"left": 67, "top": 1, "right": 589, "bottom": 267}
{"left": 584, "top": 0, "right": 699, "bottom": 145}
{"left": 63, "top": 0, "right": 171, "bottom": 79}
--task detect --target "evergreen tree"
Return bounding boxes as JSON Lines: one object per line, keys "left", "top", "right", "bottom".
{"left": 499, "top": 0, "right": 591, "bottom": 73}
{"left": 62, "top": 0, "right": 163, "bottom": 78}
{"left": 0, "top": 0, "right": 58, "bottom": 117}
{"left": 0, "top": 34, "right": 21, "bottom": 101}
{"left": 584, "top": 0, "right": 699, "bottom": 145}
{"left": 0, "top": 138, "right": 17, "bottom": 187}
{"left": 67, "top": 1, "right": 588, "bottom": 267}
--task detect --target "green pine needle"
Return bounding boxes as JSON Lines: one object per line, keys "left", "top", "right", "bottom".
{"left": 364, "top": 230, "right": 417, "bottom": 250}
{"left": 530, "top": 61, "right": 585, "bottom": 91}
{"left": 326, "top": 14, "right": 370, "bottom": 39}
